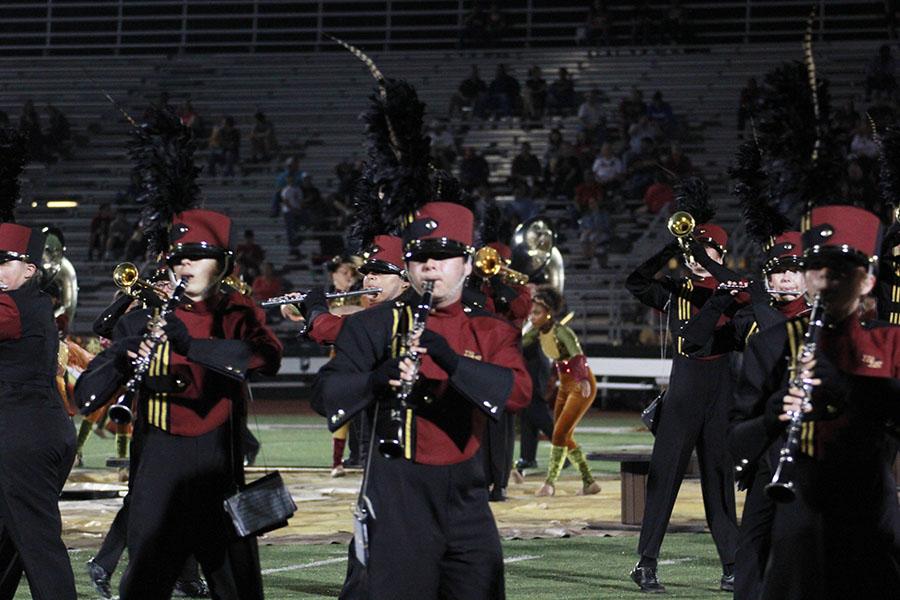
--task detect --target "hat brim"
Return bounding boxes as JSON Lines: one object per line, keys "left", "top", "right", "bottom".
{"left": 404, "top": 238, "right": 473, "bottom": 262}
{"left": 166, "top": 242, "right": 231, "bottom": 266}
{"left": 359, "top": 260, "right": 405, "bottom": 277}
{"left": 0, "top": 251, "right": 30, "bottom": 264}
{"left": 764, "top": 256, "right": 803, "bottom": 274}
{"left": 802, "top": 246, "right": 874, "bottom": 270}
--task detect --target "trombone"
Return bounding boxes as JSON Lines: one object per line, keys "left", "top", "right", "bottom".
{"left": 260, "top": 288, "right": 382, "bottom": 308}
{"left": 473, "top": 246, "right": 529, "bottom": 286}
{"left": 667, "top": 211, "right": 696, "bottom": 264}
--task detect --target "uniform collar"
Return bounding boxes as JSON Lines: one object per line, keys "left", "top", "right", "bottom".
{"left": 431, "top": 299, "right": 464, "bottom": 318}
{"left": 180, "top": 291, "right": 225, "bottom": 315}
{"left": 778, "top": 296, "right": 811, "bottom": 319}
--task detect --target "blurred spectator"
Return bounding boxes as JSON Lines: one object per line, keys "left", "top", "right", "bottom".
{"left": 123, "top": 219, "right": 147, "bottom": 263}
{"left": 249, "top": 112, "right": 278, "bottom": 163}
{"left": 647, "top": 91, "right": 675, "bottom": 136}
{"left": 572, "top": 131, "right": 595, "bottom": 168}
{"left": 549, "top": 151, "right": 583, "bottom": 199}
{"left": 302, "top": 174, "right": 344, "bottom": 257}
{"left": 591, "top": 142, "right": 624, "bottom": 186}
{"left": 737, "top": 77, "right": 760, "bottom": 137}
{"left": 104, "top": 210, "right": 132, "bottom": 261}
{"left": 543, "top": 128, "right": 565, "bottom": 173}
{"left": 19, "top": 99, "right": 46, "bottom": 160}
{"left": 45, "top": 104, "right": 72, "bottom": 160}
{"left": 579, "top": 196, "right": 611, "bottom": 268}
{"left": 88, "top": 203, "right": 113, "bottom": 262}
{"left": 507, "top": 182, "right": 538, "bottom": 224}
{"left": 279, "top": 183, "right": 304, "bottom": 257}
{"left": 522, "top": 66, "right": 548, "bottom": 125}
{"left": 178, "top": 100, "right": 203, "bottom": 138}
{"left": 430, "top": 122, "right": 457, "bottom": 171}
{"left": 619, "top": 88, "right": 647, "bottom": 136}
{"left": 448, "top": 65, "right": 488, "bottom": 119}
{"left": 642, "top": 175, "right": 675, "bottom": 215}
{"left": 577, "top": 88, "right": 607, "bottom": 144}
{"left": 850, "top": 122, "right": 880, "bottom": 160}
{"left": 253, "top": 262, "right": 284, "bottom": 322}
{"left": 510, "top": 142, "right": 542, "bottom": 190}
{"left": 272, "top": 156, "right": 303, "bottom": 217}
{"left": 624, "top": 137, "right": 659, "bottom": 198}
{"left": 236, "top": 229, "right": 266, "bottom": 283}
{"left": 631, "top": 0, "right": 656, "bottom": 45}
{"left": 662, "top": 0, "right": 687, "bottom": 44}
{"left": 459, "top": 147, "right": 491, "bottom": 191}
{"left": 865, "top": 44, "right": 897, "bottom": 102}
{"left": 580, "top": 0, "right": 612, "bottom": 47}
{"left": 627, "top": 116, "right": 660, "bottom": 154}
{"left": 208, "top": 116, "right": 240, "bottom": 177}
{"left": 661, "top": 143, "right": 694, "bottom": 181}
{"left": 486, "top": 64, "right": 521, "bottom": 119}
{"left": 484, "top": 3, "right": 509, "bottom": 47}
{"left": 334, "top": 157, "right": 362, "bottom": 201}
{"left": 547, "top": 68, "right": 578, "bottom": 117}
{"left": 575, "top": 169, "right": 604, "bottom": 214}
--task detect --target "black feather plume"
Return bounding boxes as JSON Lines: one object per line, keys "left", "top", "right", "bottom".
{"left": 0, "top": 128, "right": 27, "bottom": 223}
{"left": 875, "top": 123, "right": 900, "bottom": 223}
{"left": 731, "top": 141, "right": 789, "bottom": 244}
{"left": 346, "top": 173, "right": 385, "bottom": 253}
{"left": 128, "top": 105, "right": 200, "bottom": 256}
{"left": 674, "top": 176, "right": 715, "bottom": 224}
{"left": 478, "top": 197, "right": 504, "bottom": 246}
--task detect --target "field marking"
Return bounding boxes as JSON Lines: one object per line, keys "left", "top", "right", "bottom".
{"left": 261, "top": 557, "right": 346, "bottom": 574}
{"left": 504, "top": 555, "right": 541, "bottom": 564}
{"left": 659, "top": 557, "right": 693, "bottom": 565}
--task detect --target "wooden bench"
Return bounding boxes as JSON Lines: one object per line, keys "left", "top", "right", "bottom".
{"left": 587, "top": 450, "right": 652, "bottom": 526}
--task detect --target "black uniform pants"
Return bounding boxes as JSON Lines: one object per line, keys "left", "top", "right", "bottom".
{"left": 341, "top": 452, "right": 505, "bottom": 600}
{"left": 483, "top": 412, "right": 515, "bottom": 491}
{"left": 119, "top": 425, "right": 263, "bottom": 600}
{"left": 637, "top": 355, "right": 738, "bottom": 567}
{"left": 762, "top": 452, "right": 900, "bottom": 599}
{"left": 0, "top": 384, "right": 76, "bottom": 600}
{"left": 518, "top": 396, "right": 554, "bottom": 464}
{"left": 734, "top": 460, "right": 774, "bottom": 600}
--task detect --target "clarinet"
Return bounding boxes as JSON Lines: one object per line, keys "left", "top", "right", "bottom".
{"left": 107, "top": 279, "right": 188, "bottom": 425}
{"left": 378, "top": 281, "right": 435, "bottom": 459}
{"left": 765, "top": 293, "right": 825, "bottom": 503}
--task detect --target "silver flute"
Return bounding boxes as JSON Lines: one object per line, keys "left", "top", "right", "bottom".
{"left": 260, "top": 288, "right": 381, "bottom": 307}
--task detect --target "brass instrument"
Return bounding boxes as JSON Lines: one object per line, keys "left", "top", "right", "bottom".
{"left": 106, "top": 278, "right": 188, "bottom": 425}
{"left": 765, "top": 293, "right": 824, "bottom": 503}
{"left": 260, "top": 288, "right": 381, "bottom": 308}
{"left": 667, "top": 211, "right": 697, "bottom": 264}
{"left": 113, "top": 262, "right": 166, "bottom": 307}
{"left": 41, "top": 227, "right": 79, "bottom": 324}
{"left": 378, "top": 281, "right": 434, "bottom": 459}
{"left": 473, "top": 246, "right": 529, "bottom": 286}
{"left": 511, "top": 217, "right": 565, "bottom": 294}
{"left": 223, "top": 274, "right": 252, "bottom": 296}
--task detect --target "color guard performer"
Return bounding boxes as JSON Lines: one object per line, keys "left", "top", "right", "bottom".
{"left": 313, "top": 201, "right": 531, "bottom": 599}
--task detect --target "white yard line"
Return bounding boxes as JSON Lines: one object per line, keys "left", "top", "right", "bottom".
{"left": 658, "top": 557, "right": 693, "bottom": 565}
{"left": 504, "top": 555, "right": 541, "bottom": 564}
{"left": 261, "top": 557, "right": 346, "bottom": 575}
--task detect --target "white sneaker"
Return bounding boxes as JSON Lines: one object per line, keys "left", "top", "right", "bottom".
{"left": 330, "top": 465, "right": 346, "bottom": 478}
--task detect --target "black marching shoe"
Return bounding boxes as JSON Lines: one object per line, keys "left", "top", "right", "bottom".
{"left": 86, "top": 558, "right": 113, "bottom": 600}
{"left": 630, "top": 564, "right": 666, "bottom": 593}
{"left": 720, "top": 573, "right": 735, "bottom": 592}
{"left": 515, "top": 458, "right": 537, "bottom": 471}
{"left": 173, "top": 577, "right": 210, "bottom": 598}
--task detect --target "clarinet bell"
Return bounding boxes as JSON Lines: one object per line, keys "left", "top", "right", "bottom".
{"left": 764, "top": 480, "right": 796, "bottom": 503}
{"left": 377, "top": 417, "right": 405, "bottom": 459}
{"left": 107, "top": 402, "right": 133, "bottom": 425}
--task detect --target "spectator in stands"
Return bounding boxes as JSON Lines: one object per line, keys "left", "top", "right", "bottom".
{"left": 577, "top": 87, "right": 607, "bottom": 144}
{"left": 459, "top": 147, "right": 491, "bottom": 191}
{"left": 252, "top": 262, "right": 284, "bottom": 322}
{"left": 623, "top": 137, "right": 659, "bottom": 199}
{"left": 574, "top": 169, "right": 604, "bottom": 215}
{"left": 484, "top": 3, "right": 509, "bottom": 47}
{"left": 45, "top": 104, "right": 72, "bottom": 160}
{"left": 543, "top": 127, "right": 565, "bottom": 173}
{"left": 646, "top": 91, "right": 675, "bottom": 137}
{"left": 631, "top": 0, "right": 656, "bottom": 45}
{"left": 591, "top": 142, "right": 624, "bottom": 188}
{"left": 572, "top": 130, "right": 595, "bottom": 169}
{"left": 578, "top": 196, "right": 611, "bottom": 268}
{"left": 334, "top": 157, "right": 362, "bottom": 201}
{"left": 235, "top": 229, "right": 266, "bottom": 284}
{"left": 486, "top": 64, "right": 521, "bottom": 119}
{"left": 865, "top": 44, "right": 897, "bottom": 102}
{"left": 580, "top": 0, "right": 612, "bottom": 47}
{"left": 547, "top": 68, "right": 578, "bottom": 117}
{"left": 302, "top": 174, "right": 344, "bottom": 258}
{"left": 641, "top": 173, "right": 675, "bottom": 216}
{"left": 430, "top": 121, "right": 457, "bottom": 171}
{"left": 249, "top": 112, "right": 278, "bottom": 163}
{"left": 123, "top": 218, "right": 147, "bottom": 263}
{"left": 523, "top": 66, "right": 548, "bottom": 126}
{"left": 207, "top": 116, "right": 241, "bottom": 177}
{"left": 19, "top": 99, "right": 46, "bottom": 161}
{"left": 510, "top": 142, "right": 543, "bottom": 191}
{"left": 549, "top": 151, "right": 583, "bottom": 200}
{"left": 272, "top": 156, "right": 303, "bottom": 217}
{"left": 448, "top": 65, "right": 488, "bottom": 119}
{"left": 737, "top": 77, "right": 760, "bottom": 138}
{"left": 507, "top": 182, "right": 538, "bottom": 225}
{"left": 661, "top": 143, "right": 694, "bottom": 181}
{"left": 88, "top": 203, "right": 113, "bottom": 262}
{"left": 104, "top": 210, "right": 132, "bottom": 261}
{"left": 627, "top": 115, "right": 660, "bottom": 154}
{"left": 850, "top": 121, "right": 880, "bottom": 160}
{"left": 279, "top": 182, "right": 304, "bottom": 258}
{"left": 178, "top": 100, "right": 204, "bottom": 139}
{"left": 619, "top": 87, "right": 647, "bottom": 136}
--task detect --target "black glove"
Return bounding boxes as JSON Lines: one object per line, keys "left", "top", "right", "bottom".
{"left": 299, "top": 286, "right": 328, "bottom": 320}
{"left": 488, "top": 275, "right": 518, "bottom": 308}
{"left": 808, "top": 352, "right": 851, "bottom": 417}
{"left": 162, "top": 315, "right": 192, "bottom": 355}
{"left": 763, "top": 387, "right": 789, "bottom": 435}
{"left": 420, "top": 330, "right": 460, "bottom": 376}
{"left": 370, "top": 357, "right": 401, "bottom": 391}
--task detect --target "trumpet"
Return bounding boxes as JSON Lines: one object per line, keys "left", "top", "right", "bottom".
{"left": 259, "top": 287, "right": 382, "bottom": 308}
{"left": 765, "top": 293, "right": 824, "bottom": 503}
{"left": 113, "top": 262, "right": 165, "bottom": 308}
{"left": 667, "top": 211, "right": 696, "bottom": 263}
{"left": 473, "top": 246, "right": 529, "bottom": 286}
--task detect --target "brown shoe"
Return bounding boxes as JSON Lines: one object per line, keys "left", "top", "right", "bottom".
{"left": 579, "top": 481, "right": 602, "bottom": 495}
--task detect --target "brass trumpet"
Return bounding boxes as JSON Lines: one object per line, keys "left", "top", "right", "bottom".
{"left": 473, "top": 246, "right": 529, "bottom": 286}
{"left": 260, "top": 288, "right": 382, "bottom": 308}
{"left": 667, "top": 211, "right": 696, "bottom": 263}
{"left": 113, "top": 262, "right": 166, "bottom": 307}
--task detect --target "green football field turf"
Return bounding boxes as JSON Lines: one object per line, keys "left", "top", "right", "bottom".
{"left": 21, "top": 533, "right": 728, "bottom": 599}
